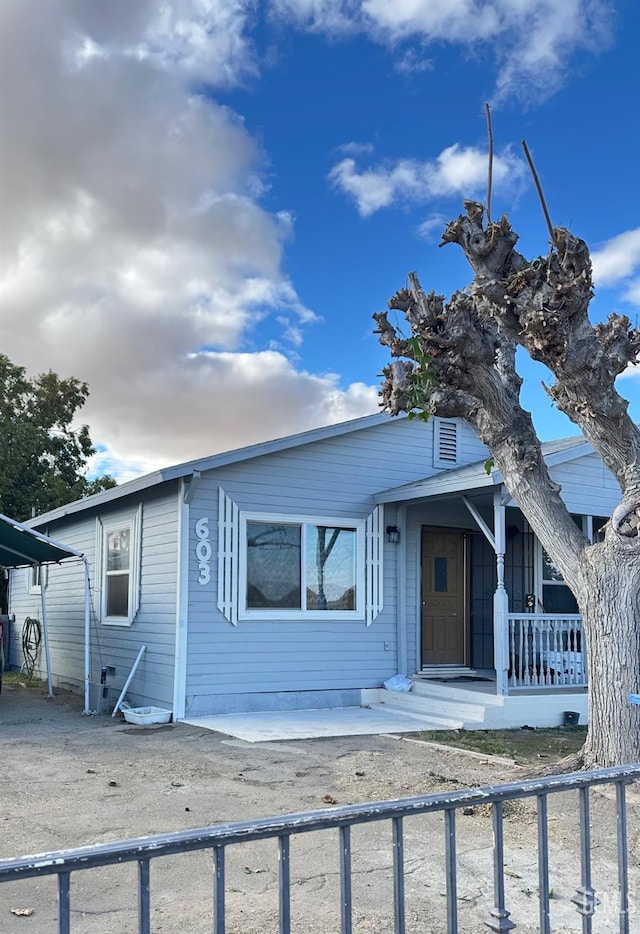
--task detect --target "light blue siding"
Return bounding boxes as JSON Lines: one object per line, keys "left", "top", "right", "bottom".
{"left": 8, "top": 487, "right": 180, "bottom": 711}
{"left": 548, "top": 454, "right": 620, "bottom": 514}
{"left": 184, "top": 417, "right": 487, "bottom": 715}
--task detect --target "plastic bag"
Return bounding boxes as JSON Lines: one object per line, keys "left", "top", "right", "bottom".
{"left": 383, "top": 674, "right": 413, "bottom": 692}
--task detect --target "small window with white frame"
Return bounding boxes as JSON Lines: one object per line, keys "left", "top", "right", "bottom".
{"left": 98, "top": 510, "right": 141, "bottom": 626}
{"left": 239, "top": 513, "right": 364, "bottom": 619}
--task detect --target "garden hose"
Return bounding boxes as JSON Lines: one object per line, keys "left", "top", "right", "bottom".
{"left": 21, "top": 617, "right": 42, "bottom": 678}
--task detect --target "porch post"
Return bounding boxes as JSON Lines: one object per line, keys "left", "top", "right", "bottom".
{"left": 493, "top": 490, "right": 509, "bottom": 696}
{"left": 396, "top": 504, "right": 408, "bottom": 676}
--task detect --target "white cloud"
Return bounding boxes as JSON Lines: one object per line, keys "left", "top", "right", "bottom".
{"left": 329, "top": 144, "right": 525, "bottom": 216}
{"left": 417, "top": 213, "right": 449, "bottom": 241}
{"left": 591, "top": 229, "right": 640, "bottom": 287}
{"left": 622, "top": 280, "right": 640, "bottom": 307}
{"left": 269, "top": 0, "right": 361, "bottom": 33}
{"left": 336, "top": 141, "right": 376, "bottom": 156}
{"left": 0, "top": 0, "right": 375, "bottom": 481}
{"left": 89, "top": 351, "right": 378, "bottom": 472}
{"left": 271, "top": 0, "right": 613, "bottom": 101}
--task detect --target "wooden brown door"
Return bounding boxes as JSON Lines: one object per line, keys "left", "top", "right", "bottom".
{"left": 421, "top": 529, "right": 467, "bottom": 667}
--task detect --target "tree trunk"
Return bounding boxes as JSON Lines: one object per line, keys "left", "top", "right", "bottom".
{"left": 375, "top": 201, "right": 640, "bottom": 766}
{"left": 579, "top": 548, "right": 640, "bottom": 767}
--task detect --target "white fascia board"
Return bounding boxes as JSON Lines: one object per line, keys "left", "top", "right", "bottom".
{"left": 374, "top": 437, "right": 594, "bottom": 506}
{"left": 374, "top": 469, "right": 499, "bottom": 504}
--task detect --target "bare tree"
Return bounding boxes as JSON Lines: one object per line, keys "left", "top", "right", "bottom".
{"left": 374, "top": 196, "right": 640, "bottom": 768}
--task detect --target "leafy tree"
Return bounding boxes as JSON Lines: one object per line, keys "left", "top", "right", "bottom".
{"left": 0, "top": 354, "right": 115, "bottom": 522}
{"left": 375, "top": 199, "right": 640, "bottom": 769}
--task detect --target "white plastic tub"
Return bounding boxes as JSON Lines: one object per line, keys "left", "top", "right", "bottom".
{"left": 122, "top": 706, "right": 172, "bottom": 725}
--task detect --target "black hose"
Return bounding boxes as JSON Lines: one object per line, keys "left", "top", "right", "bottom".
{"left": 21, "top": 617, "right": 42, "bottom": 679}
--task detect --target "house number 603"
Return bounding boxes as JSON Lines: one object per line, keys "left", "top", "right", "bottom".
{"left": 195, "top": 517, "right": 211, "bottom": 585}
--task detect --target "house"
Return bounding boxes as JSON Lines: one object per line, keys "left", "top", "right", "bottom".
{"left": 7, "top": 414, "right": 619, "bottom": 729}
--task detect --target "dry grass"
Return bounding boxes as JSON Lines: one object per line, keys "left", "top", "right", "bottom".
{"left": 414, "top": 726, "right": 586, "bottom": 765}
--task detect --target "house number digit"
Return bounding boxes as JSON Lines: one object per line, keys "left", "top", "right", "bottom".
{"left": 195, "top": 517, "right": 211, "bottom": 585}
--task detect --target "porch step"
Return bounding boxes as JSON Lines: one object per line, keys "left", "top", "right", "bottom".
{"left": 363, "top": 689, "right": 478, "bottom": 730}
{"left": 366, "top": 699, "right": 466, "bottom": 731}
{"left": 363, "top": 680, "right": 589, "bottom": 730}
{"left": 363, "top": 679, "right": 512, "bottom": 730}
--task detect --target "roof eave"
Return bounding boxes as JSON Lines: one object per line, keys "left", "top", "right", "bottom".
{"left": 29, "top": 412, "right": 395, "bottom": 527}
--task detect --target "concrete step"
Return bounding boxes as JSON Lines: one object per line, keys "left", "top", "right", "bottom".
{"left": 363, "top": 690, "right": 468, "bottom": 729}
{"left": 369, "top": 702, "right": 465, "bottom": 731}
{"left": 411, "top": 679, "right": 505, "bottom": 707}
{"left": 384, "top": 692, "right": 485, "bottom": 724}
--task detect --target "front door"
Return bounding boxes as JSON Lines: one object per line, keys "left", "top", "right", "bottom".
{"left": 421, "top": 529, "right": 468, "bottom": 667}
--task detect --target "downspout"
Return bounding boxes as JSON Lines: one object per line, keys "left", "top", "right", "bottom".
{"left": 39, "top": 569, "right": 54, "bottom": 699}
{"left": 83, "top": 556, "right": 91, "bottom": 715}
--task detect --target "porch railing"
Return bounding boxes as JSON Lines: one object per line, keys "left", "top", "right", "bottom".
{"left": 507, "top": 613, "right": 586, "bottom": 690}
{"left": 0, "top": 765, "right": 638, "bottom": 934}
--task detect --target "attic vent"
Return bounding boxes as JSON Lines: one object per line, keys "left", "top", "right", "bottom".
{"left": 434, "top": 419, "right": 458, "bottom": 468}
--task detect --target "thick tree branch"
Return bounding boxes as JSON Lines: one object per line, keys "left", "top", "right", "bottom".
{"left": 441, "top": 202, "right": 640, "bottom": 492}
{"left": 374, "top": 270, "right": 587, "bottom": 586}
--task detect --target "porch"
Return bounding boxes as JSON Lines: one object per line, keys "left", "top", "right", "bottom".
{"left": 363, "top": 671, "right": 588, "bottom": 731}
{"left": 374, "top": 447, "right": 604, "bottom": 719}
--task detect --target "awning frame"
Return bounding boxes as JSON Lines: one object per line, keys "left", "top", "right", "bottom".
{"left": 0, "top": 512, "right": 91, "bottom": 713}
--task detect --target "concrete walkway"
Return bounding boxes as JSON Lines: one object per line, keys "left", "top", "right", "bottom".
{"left": 183, "top": 703, "right": 428, "bottom": 742}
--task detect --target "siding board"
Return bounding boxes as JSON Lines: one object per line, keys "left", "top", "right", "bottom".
{"left": 8, "top": 488, "right": 180, "bottom": 711}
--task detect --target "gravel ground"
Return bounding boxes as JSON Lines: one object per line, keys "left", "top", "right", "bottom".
{"left": 1, "top": 681, "right": 639, "bottom": 933}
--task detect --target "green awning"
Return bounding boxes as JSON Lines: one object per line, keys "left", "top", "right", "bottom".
{"left": 0, "top": 513, "right": 82, "bottom": 568}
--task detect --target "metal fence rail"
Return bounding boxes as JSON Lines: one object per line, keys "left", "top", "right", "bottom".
{"left": 1, "top": 764, "right": 638, "bottom": 933}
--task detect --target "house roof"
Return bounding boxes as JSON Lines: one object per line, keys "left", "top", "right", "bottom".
{"left": 29, "top": 412, "right": 395, "bottom": 528}
{"left": 28, "top": 410, "right": 595, "bottom": 527}
{"left": 0, "top": 513, "right": 83, "bottom": 568}
{"left": 374, "top": 434, "right": 592, "bottom": 504}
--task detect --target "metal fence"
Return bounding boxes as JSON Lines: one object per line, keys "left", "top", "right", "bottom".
{"left": 1, "top": 764, "right": 638, "bottom": 933}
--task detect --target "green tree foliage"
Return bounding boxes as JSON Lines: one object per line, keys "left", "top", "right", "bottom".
{"left": 0, "top": 354, "right": 116, "bottom": 522}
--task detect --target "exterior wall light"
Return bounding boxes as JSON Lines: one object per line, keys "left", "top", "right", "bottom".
{"left": 386, "top": 525, "right": 400, "bottom": 544}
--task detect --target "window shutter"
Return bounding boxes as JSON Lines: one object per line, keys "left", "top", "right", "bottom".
{"left": 434, "top": 418, "right": 458, "bottom": 467}
{"left": 365, "top": 505, "right": 384, "bottom": 625}
{"left": 217, "top": 488, "right": 239, "bottom": 625}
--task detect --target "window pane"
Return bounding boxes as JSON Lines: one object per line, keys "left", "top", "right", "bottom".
{"left": 247, "top": 522, "right": 301, "bottom": 608}
{"left": 593, "top": 516, "right": 608, "bottom": 542}
{"left": 106, "top": 574, "right": 129, "bottom": 616}
{"left": 542, "top": 584, "right": 578, "bottom": 614}
{"left": 306, "top": 527, "right": 356, "bottom": 611}
{"left": 434, "top": 557, "right": 448, "bottom": 592}
{"left": 107, "top": 529, "right": 130, "bottom": 571}
{"left": 541, "top": 549, "right": 564, "bottom": 582}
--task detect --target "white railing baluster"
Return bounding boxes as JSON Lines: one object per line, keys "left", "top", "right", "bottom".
{"left": 505, "top": 614, "right": 586, "bottom": 690}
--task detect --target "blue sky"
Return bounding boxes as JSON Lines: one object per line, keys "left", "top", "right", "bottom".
{"left": 0, "top": 1, "right": 639, "bottom": 481}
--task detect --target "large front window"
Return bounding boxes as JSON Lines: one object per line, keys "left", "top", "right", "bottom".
{"left": 242, "top": 515, "right": 361, "bottom": 617}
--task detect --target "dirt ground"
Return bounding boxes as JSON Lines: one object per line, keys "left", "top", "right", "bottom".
{"left": 1, "top": 681, "right": 639, "bottom": 934}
